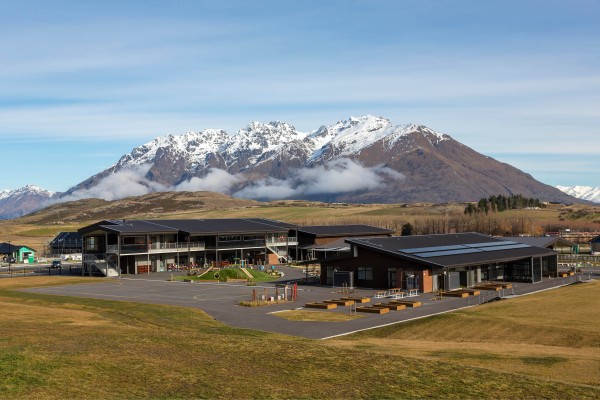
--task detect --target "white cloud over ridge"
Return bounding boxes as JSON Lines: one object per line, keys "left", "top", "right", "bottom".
{"left": 233, "top": 158, "right": 405, "bottom": 200}
{"left": 58, "top": 159, "right": 405, "bottom": 203}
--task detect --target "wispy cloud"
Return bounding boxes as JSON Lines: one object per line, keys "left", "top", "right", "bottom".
{"left": 56, "top": 158, "right": 405, "bottom": 203}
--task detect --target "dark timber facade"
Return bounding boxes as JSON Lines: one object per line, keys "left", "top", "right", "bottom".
{"left": 78, "top": 219, "right": 299, "bottom": 275}
{"left": 320, "top": 233, "right": 559, "bottom": 293}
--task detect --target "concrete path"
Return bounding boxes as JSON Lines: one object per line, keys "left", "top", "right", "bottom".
{"left": 24, "top": 271, "right": 591, "bottom": 340}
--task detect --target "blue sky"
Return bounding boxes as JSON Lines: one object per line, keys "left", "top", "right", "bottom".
{"left": 1, "top": 0, "right": 599, "bottom": 192}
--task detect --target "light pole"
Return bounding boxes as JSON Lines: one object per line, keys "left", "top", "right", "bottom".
{"left": 439, "top": 270, "right": 447, "bottom": 300}
{"left": 7, "top": 240, "right": 12, "bottom": 275}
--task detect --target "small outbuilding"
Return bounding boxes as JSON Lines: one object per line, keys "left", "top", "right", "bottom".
{"left": 0, "top": 242, "right": 37, "bottom": 263}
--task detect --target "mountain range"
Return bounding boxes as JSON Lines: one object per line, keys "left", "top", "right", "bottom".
{"left": 555, "top": 186, "right": 600, "bottom": 203}
{"left": 0, "top": 115, "right": 590, "bottom": 219}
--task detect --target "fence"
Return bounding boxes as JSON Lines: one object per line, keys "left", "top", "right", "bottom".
{"left": 459, "top": 273, "right": 588, "bottom": 307}
{"left": 0, "top": 264, "right": 83, "bottom": 279}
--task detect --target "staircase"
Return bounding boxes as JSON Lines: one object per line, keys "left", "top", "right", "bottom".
{"left": 92, "top": 261, "right": 120, "bottom": 277}
{"left": 266, "top": 244, "right": 289, "bottom": 263}
{"left": 83, "top": 255, "right": 119, "bottom": 277}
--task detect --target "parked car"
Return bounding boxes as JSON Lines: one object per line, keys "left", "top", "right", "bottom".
{"left": 51, "top": 259, "right": 62, "bottom": 269}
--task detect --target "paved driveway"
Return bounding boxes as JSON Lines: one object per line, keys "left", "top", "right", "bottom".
{"left": 24, "top": 271, "right": 590, "bottom": 339}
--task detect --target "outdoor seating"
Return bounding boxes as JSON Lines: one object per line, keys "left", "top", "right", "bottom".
{"left": 305, "top": 302, "right": 337, "bottom": 309}
{"left": 340, "top": 296, "right": 370, "bottom": 303}
{"left": 389, "top": 299, "right": 422, "bottom": 307}
{"left": 323, "top": 299, "right": 355, "bottom": 306}
{"left": 374, "top": 302, "right": 406, "bottom": 311}
{"left": 356, "top": 306, "right": 389, "bottom": 314}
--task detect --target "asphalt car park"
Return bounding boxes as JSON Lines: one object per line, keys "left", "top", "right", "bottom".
{"left": 24, "top": 269, "right": 590, "bottom": 340}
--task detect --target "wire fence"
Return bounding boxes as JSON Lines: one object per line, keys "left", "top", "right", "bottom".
{"left": 0, "top": 264, "right": 83, "bottom": 279}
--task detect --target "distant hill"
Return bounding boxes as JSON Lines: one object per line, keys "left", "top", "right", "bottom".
{"left": 19, "top": 191, "right": 258, "bottom": 225}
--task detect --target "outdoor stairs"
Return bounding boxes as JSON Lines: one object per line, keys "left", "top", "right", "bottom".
{"left": 266, "top": 244, "right": 289, "bottom": 262}
{"left": 92, "top": 261, "right": 120, "bottom": 277}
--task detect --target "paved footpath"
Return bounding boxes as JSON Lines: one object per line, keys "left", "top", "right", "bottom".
{"left": 25, "top": 271, "right": 591, "bottom": 340}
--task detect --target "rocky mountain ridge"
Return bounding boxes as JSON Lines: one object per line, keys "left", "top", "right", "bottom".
{"left": 556, "top": 185, "right": 600, "bottom": 203}
{"left": 1, "top": 115, "right": 586, "bottom": 218}
{"left": 0, "top": 185, "right": 57, "bottom": 219}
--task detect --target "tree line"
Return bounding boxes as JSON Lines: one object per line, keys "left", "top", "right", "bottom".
{"left": 464, "top": 194, "right": 544, "bottom": 216}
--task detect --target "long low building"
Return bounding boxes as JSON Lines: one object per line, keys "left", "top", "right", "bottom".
{"left": 79, "top": 218, "right": 299, "bottom": 275}
{"left": 320, "top": 232, "right": 559, "bottom": 293}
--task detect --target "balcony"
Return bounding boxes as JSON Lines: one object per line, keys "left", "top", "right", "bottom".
{"left": 267, "top": 237, "right": 298, "bottom": 247}
{"left": 105, "top": 242, "right": 205, "bottom": 255}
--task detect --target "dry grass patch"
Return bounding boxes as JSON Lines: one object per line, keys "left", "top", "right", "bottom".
{"left": 1, "top": 277, "right": 599, "bottom": 399}
{"left": 274, "top": 310, "right": 363, "bottom": 322}
{"left": 328, "top": 280, "right": 600, "bottom": 387}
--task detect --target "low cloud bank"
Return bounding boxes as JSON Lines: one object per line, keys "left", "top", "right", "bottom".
{"left": 58, "top": 158, "right": 404, "bottom": 203}
{"left": 233, "top": 158, "right": 404, "bottom": 200}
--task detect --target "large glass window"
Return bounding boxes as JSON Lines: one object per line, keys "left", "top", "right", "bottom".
{"left": 219, "top": 235, "right": 242, "bottom": 242}
{"left": 86, "top": 237, "right": 97, "bottom": 251}
{"left": 357, "top": 267, "right": 373, "bottom": 281}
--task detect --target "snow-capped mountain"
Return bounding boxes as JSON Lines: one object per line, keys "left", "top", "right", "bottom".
{"left": 64, "top": 115, "right": 580, "bottom": 205}
{"left": 556, "top": 186, "right": 600, "bottom": 203}
{"left": 0, "top": 185, "right": 58, "bottom": 219}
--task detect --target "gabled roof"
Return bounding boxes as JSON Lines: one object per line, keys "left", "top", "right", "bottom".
{"left": 50, "top": 232, "right": 83, "bottom": 245}
{"left": 346, "top": 232, "right": 556, "bottom": 268}
{"left": 298, "top": 225, "right": 393, "bottom": 237}
{"left": 79, "top": 218, "right": 297, "bottom": 236}
{"left": 502, "top": 236, "right": 575, "bottom": 248}
{"left": 0, "top": 242, "right": 36, "bottom": 253}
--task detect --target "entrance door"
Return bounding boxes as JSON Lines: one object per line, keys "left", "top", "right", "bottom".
{"left": 388, "top": 268, "right": 397, "bottom": 288}
{"left": 405, "top": 272, "right": 419, "bottom": 289}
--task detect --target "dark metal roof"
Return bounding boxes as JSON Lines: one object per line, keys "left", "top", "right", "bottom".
{"left": 503, "top": 236, "right": 575, "bottom": 248}
{"left": 346, "top": 232, "right": 556, "bottom": 268}
{"left": 50, "top": 232, "right": 83, "bottom": 246}
{"left": 80, "top": 218, "right": 297, "bottom": 236}
{"left": 0, "top": 242, "right": 36, "bottom": 253}
{"left": 298, "top": 225, "right": 393, "bottom": 237}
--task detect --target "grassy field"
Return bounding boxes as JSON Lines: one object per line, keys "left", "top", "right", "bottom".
{"left": 328, "top": 280, "right": 600, "bottom": 388}
{"left": 1, "top": 277, "right": 599, "bottom": 399}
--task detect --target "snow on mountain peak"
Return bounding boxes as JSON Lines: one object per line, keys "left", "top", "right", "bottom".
{"left": 0, "top": 185, "right": 55, "bottom": 200}
{"left": 556, "top": 185, "right": 600, "bottom": 203}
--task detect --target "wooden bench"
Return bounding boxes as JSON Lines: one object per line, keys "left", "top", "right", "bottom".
{"left": 340, "top": 296, "right": 370, "bottom": 304}
{"left": 357, "top": 306, "right": 389, "bottom": 314}
{"left": 305, "top": 302, "right": 337, "bottom": 309}
{"left": 389, "top": 300, "right": 422, "bottom": 307}
{"left": 323, "top": 299, "right": 355, "bottom": 306}
{"left": 441, "top": 291, "right": 469, "bottom": 298}
{"left": 374, "top": 302, "right": 406, "bottom": 311}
